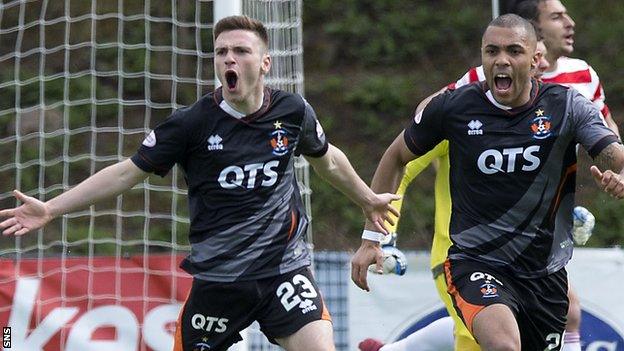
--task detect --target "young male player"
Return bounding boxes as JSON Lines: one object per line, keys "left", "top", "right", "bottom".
{"left": 352, "top": 14, "right": 624, "bottom": 351}
{"left": 358, "top": 38, "right": 554, "bottom": 351}
{"left": 0, "top": 16, "right": 399, "bottom": 351}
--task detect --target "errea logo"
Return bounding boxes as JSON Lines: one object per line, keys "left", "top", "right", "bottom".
{"left": 142, "top": 130, "right": 156, "bottom": 147}
{"left": 467, "top": 120, "right": 483, "bottom": 135}
{"left": 207, "top": 135, "right": 223, "bottom": 151}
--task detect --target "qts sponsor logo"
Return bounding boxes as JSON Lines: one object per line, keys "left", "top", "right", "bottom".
{"left": 218, "top": 160, "right": 280, "bottom": 189}
{"left": 477, "top": 146, "right": 541, "bottom": 174}
{"left": 190, "top": 315, "right": 228, "bottom": 333}
{"left": 469, "top": 271, "right": 504, "bottom": 286}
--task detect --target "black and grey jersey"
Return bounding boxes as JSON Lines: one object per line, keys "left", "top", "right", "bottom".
{"left": 131, "top": 87, "right": 328, "bottom": 282}
{"left": 404, "top": 81, "right": 618, "bottom": 278}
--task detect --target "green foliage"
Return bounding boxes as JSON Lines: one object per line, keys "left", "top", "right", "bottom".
{"left": 563, "top": 0, "right": 624, "bottom": 100}
{"left": 304, "top": 0, "right": 488, "bottom": 69}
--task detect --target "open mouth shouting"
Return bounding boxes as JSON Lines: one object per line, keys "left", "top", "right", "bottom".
{"left": 494, "top": 73, "right": 512, "bottom": 95}
{"left": 225, "top": 69, "right": 238, "bottom": 92}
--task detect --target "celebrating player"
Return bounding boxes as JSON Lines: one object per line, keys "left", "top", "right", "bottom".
{"left": 352, "top": 14, "right": 624, "bottom": 351}
{"left": 0, "top": 15, "right": 400, "bottom": 351}
{"left": 358, "top": 38, "right": 553, "bottom": 351}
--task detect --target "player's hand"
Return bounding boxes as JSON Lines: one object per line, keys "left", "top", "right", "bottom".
{"left": 362, "top": 193, "right": 401, "bottom": 235}
{"left": 590, "top": 166, "right": 624, "bottom": 199}
{"left": 0, "top": 190, "right": 53, "bottom": 236}
{"left": 351, "top": 240, "right": 383, "bottom": 291}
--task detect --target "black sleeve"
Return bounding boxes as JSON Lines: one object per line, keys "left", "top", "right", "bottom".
{"left": 403, "top": 92, "right": 447, "bottom": 156}
{"left": 294, "top": 99, "right": 329, "bottom": 157}
{"left": 131, "top": 110, "right": 188, "bottom": 177}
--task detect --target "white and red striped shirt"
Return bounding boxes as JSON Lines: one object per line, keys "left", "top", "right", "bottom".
{"left": 451, "top": 66, "right": 485, "bottom": 90}
{"left": 541, "top": 57, "right": 609, "bottom": 118}
{"left": 450, "top": 58, "right": 610, "bottom": 118}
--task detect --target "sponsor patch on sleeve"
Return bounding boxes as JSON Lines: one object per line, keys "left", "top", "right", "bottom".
{"left": 414, "top": 110, "right": 423, "bottom": 124}
{"left": 142, "top": 130, "right": 156, "bottom": 147}
{"left": 315, "top": 120, "right": 325, "bottom": 139}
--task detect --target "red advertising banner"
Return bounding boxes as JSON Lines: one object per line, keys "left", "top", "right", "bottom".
{"left": 0, "top": 255, "right": 192, "bottom": 351}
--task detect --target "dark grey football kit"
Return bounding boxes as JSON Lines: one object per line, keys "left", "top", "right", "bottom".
{"left": 404, "top": 80, "right": 619, "bottom": 351}
{"left": 131, "top": 87, "right": 331, "bottom": 350}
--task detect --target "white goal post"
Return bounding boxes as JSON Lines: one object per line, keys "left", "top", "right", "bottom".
{"left": 0, "top": 1, "right": 306, "bottom": 350}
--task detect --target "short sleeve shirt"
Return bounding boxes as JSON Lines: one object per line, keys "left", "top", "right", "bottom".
{"left": 131, "top": 87, "right": 328, "bottom": 282}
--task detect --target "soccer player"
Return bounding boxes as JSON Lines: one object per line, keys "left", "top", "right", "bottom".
{"left": 0, "top": 16, "right": 400, "bottom": 351}
{"left": 358, "top": 39, "right": 552, "bottom": 351}
{"left": 363, "top": 1, "right": 616, "bottom": 349}
{"left": 352, "top": 14, "right": 624, "bottom": 351}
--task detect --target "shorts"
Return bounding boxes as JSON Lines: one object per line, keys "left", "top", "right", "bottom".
{"left": 444, "top": 258, "right": 568, "bottom": 351}
{"left": 174, "top": 266, "right": 331, "bottom": 351}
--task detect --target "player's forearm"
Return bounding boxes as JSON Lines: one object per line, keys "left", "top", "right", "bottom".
{"left": 46, "top": 159, "right": 148, "bottom": 218}
{"left": 309, "top": 144, "right": 378, "bottom": 209}
{"left": 364, "top": 149, "right": 405, "bottom": 230}
{"left": 594, "top": 142, "right": 624, "bottom": 175}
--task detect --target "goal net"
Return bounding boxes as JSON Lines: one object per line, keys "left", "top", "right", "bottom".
{"left": 0, "top": 1, "right": 308, "bottom": 350}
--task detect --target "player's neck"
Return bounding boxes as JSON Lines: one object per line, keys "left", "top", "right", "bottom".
{"left": 544, "top": 52, "right": 562, "bottom": 73}
{"left": 487, "top": 80, "right": 533, "bottom": 109}
{"left": 222, "top": 86, "right": 265, "bottom": 115}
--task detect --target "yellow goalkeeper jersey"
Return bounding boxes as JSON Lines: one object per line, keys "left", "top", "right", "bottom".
{"left": 389, "top": 140, "right": 451, "bottom": 270}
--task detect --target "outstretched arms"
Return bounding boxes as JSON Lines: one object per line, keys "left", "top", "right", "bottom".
{"left": 351, "top": 132, "right": 419, "bottom": 291}
{"left": 0, "top": 159, "right": 149, "bottom": 236}
{"left": 305, "top": 143, "right": 401, "bottom": 234}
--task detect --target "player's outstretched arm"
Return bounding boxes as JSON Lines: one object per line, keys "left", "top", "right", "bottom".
{"left": 351, "top": 132, "right": 418, "bottom": 291}
{"left": 590, "top": 142, "right": 624, "bottom": 199}
{"left": 388, "top": 87, "right": 448, "bottom": 234}
{"left": 305, "top": 143, "right": 401, "bottom": 234}
{"left": 0, "top": 159, "right": 149, "bottom": 236}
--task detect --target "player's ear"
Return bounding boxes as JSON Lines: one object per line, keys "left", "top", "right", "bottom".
{"left": 531, "top": 52, "right": 538, "bottom": 70}
{"left": 261, "top": 54, "right": 271, "bottom": 75}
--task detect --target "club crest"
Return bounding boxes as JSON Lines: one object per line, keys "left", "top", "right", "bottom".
{"left": 530, "top": 109, "right": 552, "bottom": 140}
{"left": 270, "top": 120, "right": 290, "bottom": 156}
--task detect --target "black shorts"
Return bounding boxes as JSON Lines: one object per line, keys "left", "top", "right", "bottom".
{"left": 174, "top": 266, "right": 331, "bottom": 351}
{"left": 444, "top": 258, "right": 568, "bottom": 351}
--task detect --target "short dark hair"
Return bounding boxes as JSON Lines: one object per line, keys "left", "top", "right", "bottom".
{"left": 504, "top": 0, "right": 547, "bottom": 38}
{"left": 487, "top": 13, "right": 538, "bottom": 44}
{"left": 505, "top": 0, "right": 542, "bottom": 22}
{"left": 214, "top": 15, "right": 269, "bottom": 48}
